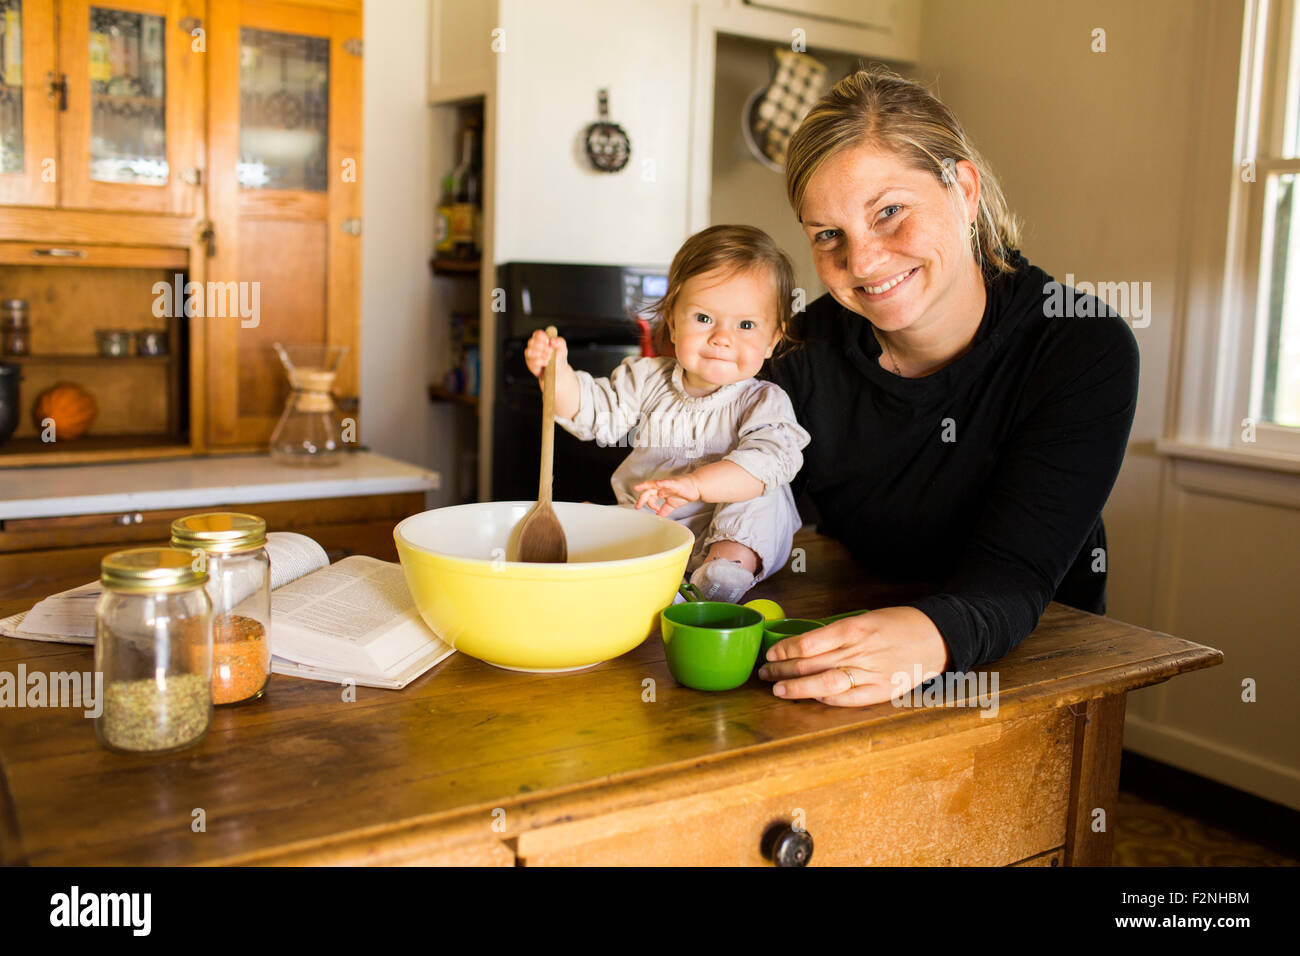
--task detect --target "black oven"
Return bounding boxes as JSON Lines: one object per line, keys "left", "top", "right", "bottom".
{"left": 491, "top": 262, "right": 667, "bottom": 503}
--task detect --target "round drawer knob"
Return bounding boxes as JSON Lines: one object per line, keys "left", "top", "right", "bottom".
{"left": 763, "top": 824, "right": 813, "bottom": 867}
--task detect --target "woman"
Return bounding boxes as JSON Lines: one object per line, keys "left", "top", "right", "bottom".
{"left": 761, "top": 67, "right": 1139, "bottom": 707}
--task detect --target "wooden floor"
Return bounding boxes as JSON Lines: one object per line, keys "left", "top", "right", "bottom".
{"left": 1114, "top": 752, "right": 1299, "bottom": 866}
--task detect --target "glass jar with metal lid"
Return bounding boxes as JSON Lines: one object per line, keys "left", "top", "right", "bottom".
{"left": 1, "top": 299, "right": 29, "bottom": 356}
{"left": 171, "top": 513, "right": 272, "bottom": 705}
{"left": 95, "top": 548, "right": 213, "bottom": 754}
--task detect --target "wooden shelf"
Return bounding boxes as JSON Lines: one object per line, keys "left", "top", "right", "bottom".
{"left": 2, "top": 354, "right": 173, "bottom": 364}
{"left": 429, "top": 256, "right": 481, "bottom": 276}
{"left": 0, "top": 434, "right": 192, "bottom": 467}
{"left": 428, "top": 384, "right": 479, "bottom": 407}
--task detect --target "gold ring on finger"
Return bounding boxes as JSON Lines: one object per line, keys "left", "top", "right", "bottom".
{"left": 838, "top": 666, "right": 857, "bottom": 690}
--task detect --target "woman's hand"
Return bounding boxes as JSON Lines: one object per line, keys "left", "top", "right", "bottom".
{"left": 524, "top": 328, "right": 568, "bottom": 380}
{"left": 757, "top": 606, "right": 951, "bottom": 707}
{"left": 632, "top": 474, "right": 702, "bottom": 516}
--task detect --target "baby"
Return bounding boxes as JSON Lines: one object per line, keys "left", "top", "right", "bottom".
{"left": 523, "top": 224, "right": 810, "bottom": 603}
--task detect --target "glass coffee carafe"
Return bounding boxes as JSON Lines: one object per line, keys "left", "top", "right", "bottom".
{"left": 269, "top": 343, "right": 349, "bottom": 466}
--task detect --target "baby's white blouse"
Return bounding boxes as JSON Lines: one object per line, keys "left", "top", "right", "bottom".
{"left": 554, "top": 355, "right": 811, "bottom": 511}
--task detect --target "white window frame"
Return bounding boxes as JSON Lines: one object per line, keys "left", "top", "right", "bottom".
{"left": 1164, "top": 0, "right": 1300, "bottom": 469}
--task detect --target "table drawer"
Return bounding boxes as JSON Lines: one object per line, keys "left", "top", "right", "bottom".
{"left": 516, "top": 708, "right": 1075, "bottom": 866}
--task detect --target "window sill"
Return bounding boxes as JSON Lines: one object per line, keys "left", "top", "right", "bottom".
{"left": 1154, "top": 439, "right": 1300, "bottom": 475}
{"left": 1154, "top": 440, "right": 1300, "bottom": 509}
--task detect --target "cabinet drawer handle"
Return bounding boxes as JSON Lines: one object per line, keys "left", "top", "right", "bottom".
{"left": 115, "top": 512, "right": 144, "bottom": 526}
{"left": 761, "top": 823, "right": 814, "bottom": 867}
{"left": 32, "top": 248, "right": 86, "bottom": 258}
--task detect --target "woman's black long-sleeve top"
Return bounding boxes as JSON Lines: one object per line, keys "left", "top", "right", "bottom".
{"left": 766, "top": 250, "right": 1140, "bottom": 673}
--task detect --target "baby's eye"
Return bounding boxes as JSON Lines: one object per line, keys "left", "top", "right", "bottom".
{"left": 738, "top": 320, "right": 756, "bottom": 330}
{"left": 694, "top": 312, "right": 711, "bottom": 324}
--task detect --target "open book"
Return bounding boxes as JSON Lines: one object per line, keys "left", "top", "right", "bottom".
{"left": 0, "top": 533, "right": 454, "bottom": 690}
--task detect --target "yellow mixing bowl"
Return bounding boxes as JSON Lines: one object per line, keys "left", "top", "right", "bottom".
{"left": 394, "top": 501, "right": 694, "bottom": 671}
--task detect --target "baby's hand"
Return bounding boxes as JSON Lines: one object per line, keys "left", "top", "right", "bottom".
{"left": 633, "top": 474, "right": 702, "bottom": 516}
{"left": 524, "top": 329, "right": 568, "bottom": 381}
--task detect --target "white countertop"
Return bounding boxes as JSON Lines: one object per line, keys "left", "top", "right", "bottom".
{"left": 0, "top": 452, "right": 440, "bottom": 519}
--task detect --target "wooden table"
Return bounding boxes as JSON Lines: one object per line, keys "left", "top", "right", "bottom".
{"left": 0, "top": 530, "right": 1221, "bottom": 866}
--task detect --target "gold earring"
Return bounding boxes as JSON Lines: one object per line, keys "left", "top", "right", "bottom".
{"left": 968, "top": 222, "right": 977, "bottom": 240}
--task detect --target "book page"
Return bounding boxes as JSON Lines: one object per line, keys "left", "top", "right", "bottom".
{"left": 271, "top": 556, "right": 449, "bottom": 677}
{"left": 16, "top": 581, "right": 100, "bottom": 639}
{"left": 273, "top": 560, "right": 411, "bottom": 644}
{"left": 266, "top": 532, "right": 330, "bottom": 590}
{"left": 1, "top": 610, "right": 94, "bottom": 645}
{"left": 271, "top": 636, "right": 455, "bottom": 689}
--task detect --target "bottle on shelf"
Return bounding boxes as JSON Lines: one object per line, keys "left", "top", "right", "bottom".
{"left": 435, "top": 174, "right": 455, "bottom": 258}
{"left": 449, "top": 121, "right": 482, "bottom": 261}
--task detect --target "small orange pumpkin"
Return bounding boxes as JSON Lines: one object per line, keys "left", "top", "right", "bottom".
{"left": 31, "top": 382, "right": 98, "bottom": 440}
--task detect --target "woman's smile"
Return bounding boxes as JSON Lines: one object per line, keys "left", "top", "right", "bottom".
{"left": 857, "top": 266, "right": 920, "bottom": 300}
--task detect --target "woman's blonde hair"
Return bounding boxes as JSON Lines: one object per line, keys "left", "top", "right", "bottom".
{"left": 785, "top": 66, "right": 1022, "bottom": 280}
{"left": 648, "top": 224, "right": 798, "bottom": 358}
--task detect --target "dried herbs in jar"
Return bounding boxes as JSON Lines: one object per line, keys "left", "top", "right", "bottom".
{"left": 95, "top": 548, "right": 213, "bottom": 754}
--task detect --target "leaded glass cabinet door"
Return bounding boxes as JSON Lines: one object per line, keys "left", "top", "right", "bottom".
{"left": 57, "top": 0, "right": 202, "bottom": 214}
{"left": 0, "top": 0, "right": 56, "bottom": 206}
{"left": 205, "top": 1, "right": 361, "bottom": 447}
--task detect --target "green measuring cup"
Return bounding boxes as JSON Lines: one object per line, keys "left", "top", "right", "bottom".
{"left": 760, "top": 618, "right": 824, "bottom": 664}
{"left": 759, "top": 609, "right": 873, "bottom": 665}
{"left": 661, "top": 583, "right": 764, "bottom": 691}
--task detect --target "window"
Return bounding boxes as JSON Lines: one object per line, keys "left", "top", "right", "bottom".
{"left": 1230, "top": 0, "right": 1300, "bottom": 456}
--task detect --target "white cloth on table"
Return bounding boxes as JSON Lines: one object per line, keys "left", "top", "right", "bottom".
{"left": 554, "top": 356, "right": 810, "bottom": 580}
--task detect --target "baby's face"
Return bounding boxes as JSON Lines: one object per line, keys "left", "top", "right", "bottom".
{"left": 668, "top": 266, "right": 781, "bottom": 396}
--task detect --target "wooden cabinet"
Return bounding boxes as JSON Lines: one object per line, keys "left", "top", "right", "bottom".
{"left": 0, "top": 239, "right": 191, "bottom": 462}
{"left": 0, "top": 0, "right": 203, "bottom": 212}
{"left": 204, "top": 0, "right": 361, "bottom": 447}
{"left": 0, "top": 0, "right": 363, "bottom": 465}
{"left": 0, "top": 0, "right": 58, "bottom": 207}
{"left": 56, "top": 0, "right": 204, "bottom": 215}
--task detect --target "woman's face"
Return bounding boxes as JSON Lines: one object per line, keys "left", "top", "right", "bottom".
{"left": 799, "top": 144, "right": 980, "bottom": 335}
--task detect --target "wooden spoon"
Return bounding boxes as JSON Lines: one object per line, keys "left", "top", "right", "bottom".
{"left": 511, "top": 325, "right": 569, "bottom": 563}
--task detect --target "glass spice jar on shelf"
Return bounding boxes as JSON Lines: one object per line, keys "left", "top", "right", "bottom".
{"left": 95, "top": 548, "right": 213, "bottom": 755}
{"left": 171, "top": 513, "right": 272, "bottom": 705}
{"left": 1, "top": 299, "right": 29, "bottom": 356}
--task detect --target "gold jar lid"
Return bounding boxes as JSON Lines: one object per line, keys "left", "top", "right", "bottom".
{"left": 171, "top": 512, "right": 268, "bottom": 553}
{"left": 101, "top": 547, "right": 208, "bottom": 592}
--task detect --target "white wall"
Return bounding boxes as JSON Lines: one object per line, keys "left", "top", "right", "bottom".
{"left": 492, "top": 0, "right": 696, "bottom": 267}
{"left": 920, "top": 0, "right": 1300, "bottom": 809}
{"left": 361, "top": 0, "right": 447, "bottom": 495}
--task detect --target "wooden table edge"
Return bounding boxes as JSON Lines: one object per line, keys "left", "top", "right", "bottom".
{"left": 188, "top": 643, "right": 1222, "bottom": 867}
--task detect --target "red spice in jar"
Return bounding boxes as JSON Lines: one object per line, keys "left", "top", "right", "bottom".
{"left": 212, "top": 613, "right": 269, "bottom": 704}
